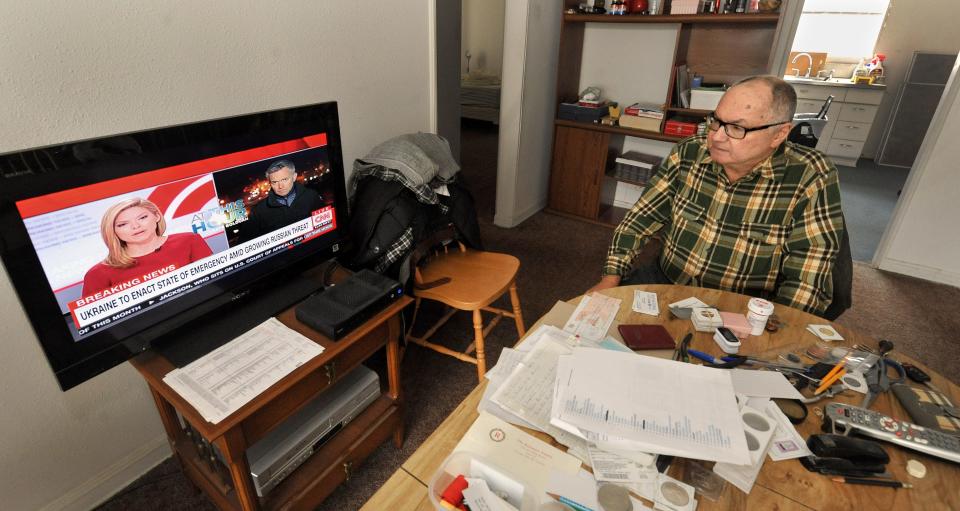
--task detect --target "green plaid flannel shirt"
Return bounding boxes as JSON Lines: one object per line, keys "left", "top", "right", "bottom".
{"left": 604, "top": 136, "right": 844, "bottom": 315}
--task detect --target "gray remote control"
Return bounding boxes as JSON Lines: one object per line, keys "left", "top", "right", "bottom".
{"left": 825, "top": 403, "right": 960, "bottom": 464}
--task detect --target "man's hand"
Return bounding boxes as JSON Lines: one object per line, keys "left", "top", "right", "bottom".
{"left": 586, "top": 275, "right": 621, "bottom": 295}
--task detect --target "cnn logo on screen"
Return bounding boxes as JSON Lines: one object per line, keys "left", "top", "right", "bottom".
{"left": 311, "top": 206, "right": 335, "bottom": 230}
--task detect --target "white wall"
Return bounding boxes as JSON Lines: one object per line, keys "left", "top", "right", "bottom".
{"left": 495, "top": 0, "right": 562, "bottom": 228}
{"left": 578, "top": 24, "right": 678, "bottom": 105}
{"left": 875, "top": 58, "right": 960, "bottom": 285}
{"left": 864, "top": 0, "right": 960, "bottom": 157}
{"left": 462, "top": 0, "right": 505, "bottom": 77}
{"left": 0, "top": 2, "right": 432, "bottom": 510}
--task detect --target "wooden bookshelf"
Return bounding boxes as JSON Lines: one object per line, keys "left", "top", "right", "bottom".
{"left": 555, "top": 119, "right": 683, "bottom": 143}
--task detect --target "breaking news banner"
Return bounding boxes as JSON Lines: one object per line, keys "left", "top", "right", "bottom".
{"left": 69, "top": 206, "right": 336, "bottom": 333}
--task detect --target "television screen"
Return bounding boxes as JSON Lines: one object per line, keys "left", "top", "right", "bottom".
{"left": 0, "top": 102, "right": 350, "bottom": 390}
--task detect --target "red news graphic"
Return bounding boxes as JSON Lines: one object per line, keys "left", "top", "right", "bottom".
{"left": 18, "top": 134, "right": 338, "bottom": 339}
{"left": 311, "top": 206, "right": 337, "bottom": 234}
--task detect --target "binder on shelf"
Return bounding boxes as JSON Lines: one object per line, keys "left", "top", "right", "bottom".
{"left": 673, "top": 64, "right": 690, "bottom": 108}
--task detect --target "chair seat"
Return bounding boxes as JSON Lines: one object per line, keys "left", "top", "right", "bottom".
{"left": 413, "top": 250, "right": 520, "bottom": 310}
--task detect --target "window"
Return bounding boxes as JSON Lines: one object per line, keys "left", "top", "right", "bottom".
{"left": 790, "top": 0, "right": 891, "bottom": 61}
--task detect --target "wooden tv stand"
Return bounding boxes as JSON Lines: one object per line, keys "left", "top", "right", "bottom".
{"left": 130, "top": 268, "right": 412, "bottom": 511}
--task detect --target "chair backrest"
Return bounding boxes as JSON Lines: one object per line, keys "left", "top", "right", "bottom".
{"left": 822, "top": 220, "right": 853, "bottom": 320}
{"left": 409, "top": 223, "right": 463, "bottom": 290}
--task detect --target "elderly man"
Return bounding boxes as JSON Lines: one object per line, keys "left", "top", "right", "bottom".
{"left": 588, "top": 75, "right": 845, "bottom": 315}
{"left": 241, "top": 159, "right": 324, "bottom": 241}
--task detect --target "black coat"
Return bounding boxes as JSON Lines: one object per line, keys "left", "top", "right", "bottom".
{"left": 347, "top": 177, "right": 482, "bottom": 274}
{"left": 239, "top": 182, "right": 324, "bottom": 242}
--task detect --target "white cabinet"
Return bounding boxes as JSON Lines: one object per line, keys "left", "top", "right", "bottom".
{"left": 790, "top": 82, "right": 884, "bottom": 167}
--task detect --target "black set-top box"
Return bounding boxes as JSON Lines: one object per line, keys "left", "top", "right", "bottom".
{"left": 295, "top": 269, "right": 403, "bottom": 340}
{"left": 558, "top": 102, "right": 609, "bottom": 123}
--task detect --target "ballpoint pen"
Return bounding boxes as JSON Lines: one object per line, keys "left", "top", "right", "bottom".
{"left": 831, "top": 477, "right": 913, "bottom": 488}
{"left": 687, "top": 349, "right": 717, "bottom": 364}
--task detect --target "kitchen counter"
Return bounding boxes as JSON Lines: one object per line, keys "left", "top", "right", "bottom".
{"left": 785, "top": 75, "right": 886, "bottom": 90}
{"left": 787, "top": 77, "right": 886, "bottom": 166}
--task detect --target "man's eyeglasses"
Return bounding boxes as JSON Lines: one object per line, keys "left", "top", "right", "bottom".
{"left": 705, "top": 114, "right": 789, "bottom": 140}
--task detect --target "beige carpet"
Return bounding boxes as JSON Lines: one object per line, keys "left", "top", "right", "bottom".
{"left": 837, "top": 262, "right": 960, "bottom": 385}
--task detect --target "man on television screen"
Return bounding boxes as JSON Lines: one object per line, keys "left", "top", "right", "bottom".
{"left": 239, "top": 159, "right": 324, "bottom": 241}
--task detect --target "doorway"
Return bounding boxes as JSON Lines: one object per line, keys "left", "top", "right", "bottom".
{"left": 458, "top": 0, "right": 505, "bottom": 223}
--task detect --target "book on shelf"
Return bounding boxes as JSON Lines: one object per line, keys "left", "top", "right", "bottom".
{"left": 618, "top": 114, "right": 662, "bottom": 132}
{"left": 623, "top": 102, "right": 664, "bottom": 118}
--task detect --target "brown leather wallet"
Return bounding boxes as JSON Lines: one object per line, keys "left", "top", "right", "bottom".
{"left": 618, "top": 324, "right": 675, "bottom": 350}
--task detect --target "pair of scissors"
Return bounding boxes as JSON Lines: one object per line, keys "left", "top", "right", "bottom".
{"left": 860, "top": 340, "right": 906, "bottom": 409}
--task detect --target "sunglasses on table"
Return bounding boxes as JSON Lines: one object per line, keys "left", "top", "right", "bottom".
{"left": 705, "top": 114, "right": 791, "bottom": 140}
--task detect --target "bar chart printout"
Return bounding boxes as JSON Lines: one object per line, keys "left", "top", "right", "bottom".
{"left": 551, "top": 348, "right": 750, "bottom": 465}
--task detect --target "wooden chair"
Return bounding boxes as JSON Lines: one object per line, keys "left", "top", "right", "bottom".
{"left": 405, "top": 238, "right": 525, "bottom": 382}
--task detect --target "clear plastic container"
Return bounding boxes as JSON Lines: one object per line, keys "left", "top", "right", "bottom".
{"left": 428, "top": 451, "right": 538, "bottom": 511}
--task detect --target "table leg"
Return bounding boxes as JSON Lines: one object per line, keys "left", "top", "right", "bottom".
{"left": 387, "top": 314, "right": 405, "bottom": 448}
{"left": 148, "top": 387, "right": 185, "bottom": 454}
{"left": 213, "top": 428, "right": 260, "bottom": 511}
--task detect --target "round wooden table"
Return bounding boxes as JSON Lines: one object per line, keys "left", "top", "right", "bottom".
{"left": 597, "top": 285, "right": 960, "bottom": 511}
{"left": 363, "top": 285, "right": 960, "bottom": 511}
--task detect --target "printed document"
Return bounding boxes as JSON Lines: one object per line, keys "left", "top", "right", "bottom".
{"left": 163, "top": 318, "right": 324, "bottom": 424}
{"left": 551, "top": 348, "right": 750, "bottom": 465}
{"left": 563, "top": 292, "right": 621, "bottom": 341}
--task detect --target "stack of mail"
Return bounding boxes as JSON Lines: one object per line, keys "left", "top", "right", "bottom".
{"left": 690, "top": 307, "right": 723, "bottom": 332}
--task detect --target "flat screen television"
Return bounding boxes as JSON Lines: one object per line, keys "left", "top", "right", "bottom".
{"left": 0, "top": 102, "right": 350, "bottom": 390}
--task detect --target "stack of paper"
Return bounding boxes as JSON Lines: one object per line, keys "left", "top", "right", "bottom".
{"left": 163, "top": 318, "right": 324, "bottom": 424}
{"left": 487, "top": 325, "right": 594, "bottom": 459}
{"left": 479, "top": 300, "right": 635, "bottom": 462}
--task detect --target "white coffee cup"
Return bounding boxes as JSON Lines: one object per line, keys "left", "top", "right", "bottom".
{"left": 746, "top": 297, "right": 775, "bottom": 335}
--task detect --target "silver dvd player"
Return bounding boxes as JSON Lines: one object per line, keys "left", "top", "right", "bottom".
{"left": 246, "top": 365, "right": 380, "bottom": 497}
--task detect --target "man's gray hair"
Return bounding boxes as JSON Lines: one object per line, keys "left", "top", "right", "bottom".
{"left": 265, "top": 159, "right": 296, "bottom": 178}
{"left": 732, "top": 75, "right": 797, "bottom": 123}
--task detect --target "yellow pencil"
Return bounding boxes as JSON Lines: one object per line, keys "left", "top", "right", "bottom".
{"left": 814, "top": 363, "right": 847, "bottom": 395}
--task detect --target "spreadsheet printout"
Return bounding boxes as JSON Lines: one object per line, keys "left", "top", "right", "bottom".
{"left": 163, "top": 318, "right": 324, "bottom": 424}
{"left": 551, "top": 348, "right": 750, "bottom": 464}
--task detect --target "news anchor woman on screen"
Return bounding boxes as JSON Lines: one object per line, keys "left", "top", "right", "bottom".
{"left": 81, "top": 198, "right": 213, "bottom": 297}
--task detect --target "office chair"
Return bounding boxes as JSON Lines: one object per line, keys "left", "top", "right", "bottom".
{"left": 822, "top": 217, "right": 853, "bottom": 320}
{"left": 405, "top": 228, "right": 525, "bottom": 382}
